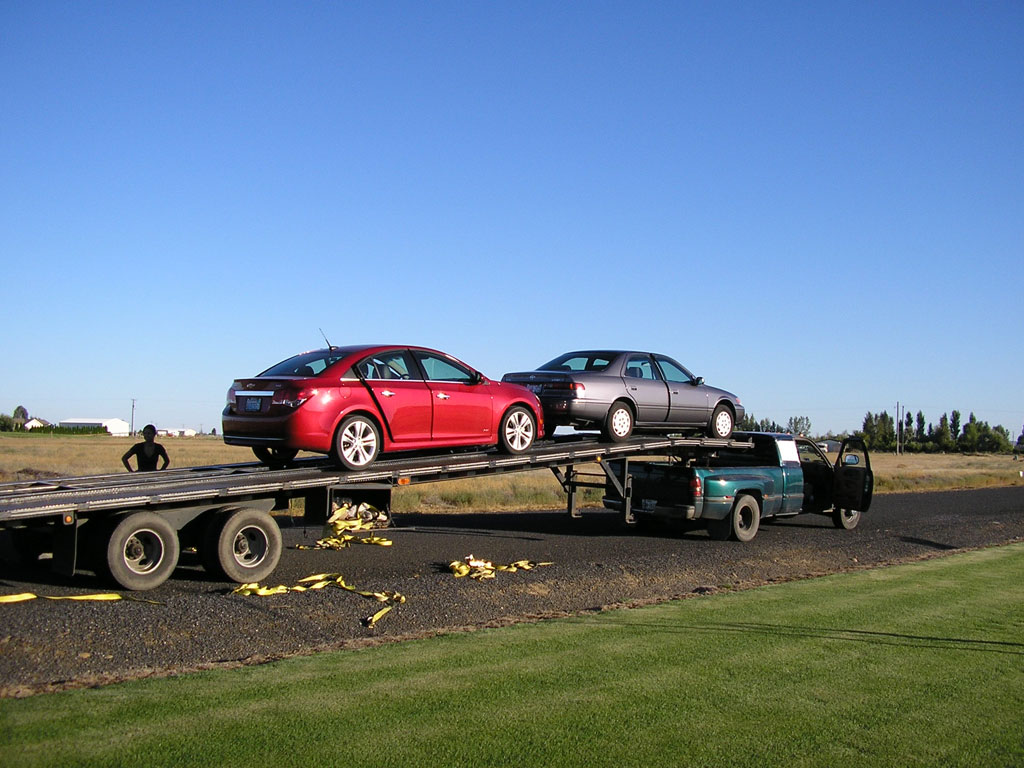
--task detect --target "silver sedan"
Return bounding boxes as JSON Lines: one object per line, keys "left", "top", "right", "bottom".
{"left": 502, "top": 350, "right": 744, "bottom": 441}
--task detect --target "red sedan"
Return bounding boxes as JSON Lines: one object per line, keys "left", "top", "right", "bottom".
{"left": 222, "top": 345, "right": 543, "bottom": 469}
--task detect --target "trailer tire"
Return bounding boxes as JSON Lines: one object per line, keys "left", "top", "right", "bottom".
{"left": 708, "top": 494, "right": 760, "bottom": 542}
{"left": 832, "top": 508, "right": 861, "bottom": 530}
{"left": 101, "top": 512, "right": 180, "bottom": 591}
{"left": 208, "top": 508, "right": 282, "bottom": 583}
{"left": 603, "top": 401, "right": 634, "bottom": 442}
{"left": 199, "top": 511, "right": 228, "bottom": 578}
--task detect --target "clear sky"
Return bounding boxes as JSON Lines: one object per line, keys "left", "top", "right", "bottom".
{"left": 1, "top": 1, "right": 1021, "bottom": 438}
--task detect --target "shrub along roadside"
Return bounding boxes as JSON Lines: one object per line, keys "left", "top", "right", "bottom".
{"left": 2, "top": 544, "right": 1022, "bottom": 767}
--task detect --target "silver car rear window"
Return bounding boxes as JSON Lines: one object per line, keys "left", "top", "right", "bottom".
{"left": 540, "top": 353, "right": 615, "bottom": 372}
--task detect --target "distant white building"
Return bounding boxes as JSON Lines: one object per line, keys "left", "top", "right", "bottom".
{"left": 23, "top": 418, "right": 50, "bottom": 430}
{"left": 59, "top": 418, "right": 131, "bottom": 437}
{"left": 157, "top": 428, "right": 198, "bottom": 438}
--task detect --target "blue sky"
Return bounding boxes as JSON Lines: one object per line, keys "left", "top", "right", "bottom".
{"left": 1, "top": 1, "right": 1021, "bottom": 438}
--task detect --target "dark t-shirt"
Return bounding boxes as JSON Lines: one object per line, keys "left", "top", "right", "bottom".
{"left": 125, "top": 442, "right": 169, "bottom": 471}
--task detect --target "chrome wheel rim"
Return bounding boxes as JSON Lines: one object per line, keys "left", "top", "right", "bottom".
{"left": 341, "top": 420, "right": 377, "bottom": 466}
{"left": 123, "top": 530, "right": 164, "bottom": 575}
{"left": 611, "top": 408, "right": 632, "bottom": 437}
{"left": 714, "top": 410, "right": 733, "bottom": 437}
{"left": 232, "top": 525, "right": 269, "bottom": 568}
{"left": 504, "top": 411, "right": 534, "bottom": 451}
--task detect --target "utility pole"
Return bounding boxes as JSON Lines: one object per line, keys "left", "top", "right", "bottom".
{"left": 130, "top": 398, "right": 136, "bottom": 436}
{"left": 897, "top": 403, "right": 905, "bottom": 456}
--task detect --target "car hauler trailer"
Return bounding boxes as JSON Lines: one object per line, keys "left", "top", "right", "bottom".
{"left": 0, "top": 435, "right": 752, "bottom": 591}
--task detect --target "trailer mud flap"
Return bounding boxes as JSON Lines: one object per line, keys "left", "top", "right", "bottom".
{"left": 52, "top": 516, "right": 78, "bottom": 578}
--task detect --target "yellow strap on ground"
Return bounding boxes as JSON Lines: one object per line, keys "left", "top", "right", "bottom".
{"left": 1, "top": 591, "right": 163, "bottom": 605}
{"left": 0, "top": 593, "right": 39, "bottom": 604}
{"left": 449, "top": 555, "right": 553, "bottom": 581}
{"left": 231, "top": 571, "right": 404, "bottom": 627}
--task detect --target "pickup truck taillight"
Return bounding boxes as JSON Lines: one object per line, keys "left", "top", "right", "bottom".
{"left": 690, "top": 476, "right": 702, "bottom": 498}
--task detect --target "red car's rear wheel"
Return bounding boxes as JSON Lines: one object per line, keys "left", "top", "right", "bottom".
{"left": 333, "top": 415, "right": 381, "bottom": 470}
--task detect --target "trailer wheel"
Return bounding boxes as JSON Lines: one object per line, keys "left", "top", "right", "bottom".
{"left": 708, "top": 403, "right": 734, "bottom": 439}
{"left": 603, "top": 401, "right": 634, "bottom": 442}
{"left": 832, "top": 508, "right": 861, "bottom": 530}
{"left": 499, "top": 406, "right": 536, "bottom": 454}
{"left": 207, "top": 508, "right": 282, "bottom": 583}
{"left": 708, "top": 494, "right": 760, "bottom": 542}
{"left": 253, "top": 447, "right": 298, "bottom": 467}
{"left": 102, "top": 512, "right": 180, "bottom": 591}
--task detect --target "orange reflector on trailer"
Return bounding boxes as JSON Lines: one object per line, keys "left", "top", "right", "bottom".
{"left": 397, "top": 477, "right": 411, "bottom": 486}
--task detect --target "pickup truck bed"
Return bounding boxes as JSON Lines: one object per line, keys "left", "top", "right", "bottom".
{"left": 603, "top": 432, "right": 873, "bottom": 541}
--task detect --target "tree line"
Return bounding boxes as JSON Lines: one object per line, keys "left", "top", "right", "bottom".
{"left": 859, "top": 409, "right": 1021, "bottom": 454}
{"left": 740, "top": 409, "right": 1023, "bottom": 454}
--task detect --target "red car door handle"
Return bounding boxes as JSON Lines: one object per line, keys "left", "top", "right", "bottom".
{"left": 380, "top": 390, "right": 395, "bottom": 397}
{"left": 436, "top": 393, "right": 450, "bottom": 400}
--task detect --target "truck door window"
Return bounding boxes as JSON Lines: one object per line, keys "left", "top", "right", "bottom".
{"left": 796, "top": 440, "right": 830, "bottom": 466}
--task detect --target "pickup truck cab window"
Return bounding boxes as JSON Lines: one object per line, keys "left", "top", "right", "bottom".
{"left": 796, "top": 439, "right": 830, "bottom": 466}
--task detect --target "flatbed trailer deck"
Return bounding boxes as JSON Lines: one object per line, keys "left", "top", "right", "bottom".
{"left": 0, "top": 434, "right": 752, "bottom": 590}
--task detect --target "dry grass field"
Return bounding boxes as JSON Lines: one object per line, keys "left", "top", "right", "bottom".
{"left": 1, "top": 433, "right": 1021, "bottom": 513}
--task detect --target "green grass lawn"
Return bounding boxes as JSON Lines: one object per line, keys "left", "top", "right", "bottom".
{"left": 2, "top": 545, "right": 1022, "bottom": 767}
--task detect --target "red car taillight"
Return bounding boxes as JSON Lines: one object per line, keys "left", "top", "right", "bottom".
{"left": 273, "top": 387, "right": 311, "bottom": 409}
{"left": 690, "top": 475, "right": 702, "bottom": 498}
{"left": 226, "top": 385, "right": 238, "bottom": 407}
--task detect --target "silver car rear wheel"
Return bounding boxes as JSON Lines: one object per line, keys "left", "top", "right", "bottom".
{"left": 604, "top": 402, "right": 634, "bottom": 442}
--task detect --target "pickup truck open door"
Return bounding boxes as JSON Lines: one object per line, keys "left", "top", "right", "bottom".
{"left": 833, "top": 437, "right": 873, "bottom": 513}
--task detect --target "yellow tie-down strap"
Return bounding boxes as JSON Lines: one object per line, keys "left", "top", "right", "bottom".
{"left": 232, "top": 572, "right": 406, "bottom": 628}
{"left": 449, "top": 555, "right": 553, "bottom": 581}
{"left": 294, "top": 503, "right": 393, "bottom": 551}
{"left": 0, "top": 592, "right": 162, "bottom": 605}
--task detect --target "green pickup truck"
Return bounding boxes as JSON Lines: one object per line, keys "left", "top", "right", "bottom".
{"left": 603, "top": 432, "right": 873, "bottom": 541}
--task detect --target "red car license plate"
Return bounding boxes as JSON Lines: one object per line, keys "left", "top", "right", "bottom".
{"left": 245, "top": 397, "right": 262, "bottom": 412}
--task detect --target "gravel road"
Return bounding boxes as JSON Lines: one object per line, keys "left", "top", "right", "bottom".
{"left": 1, "top": 486, "right": 1022, "bottom": 696}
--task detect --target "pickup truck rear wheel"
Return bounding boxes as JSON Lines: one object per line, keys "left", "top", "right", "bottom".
{"left": 709, "top": 494, "right": 760, "bottom": 542}
{"left": 832, "top": 508, "right": 861, "bottom": 530}
{"left": 603, "top": 401, "right": 634, "bottom": 442}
